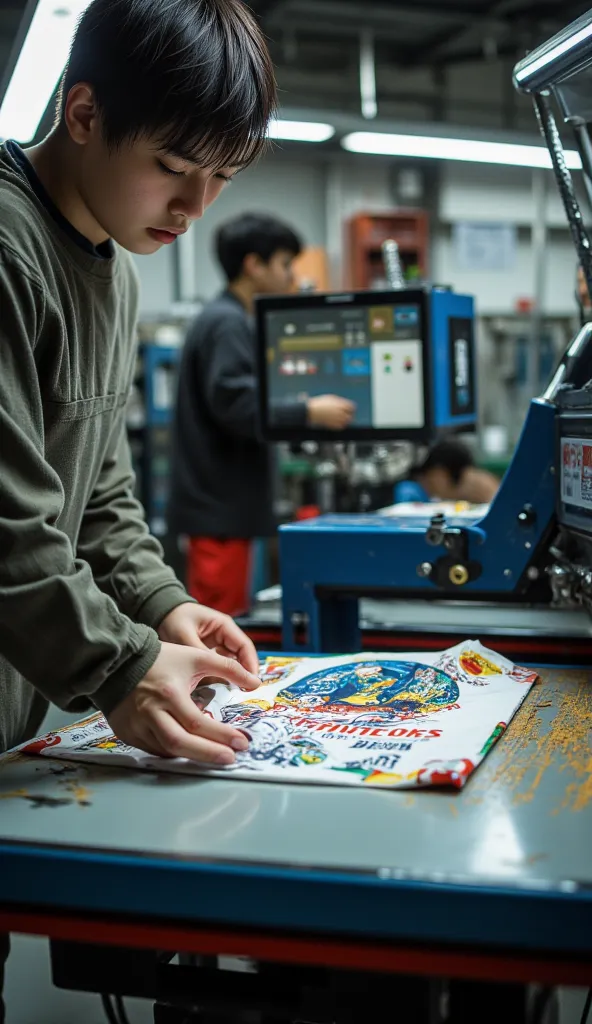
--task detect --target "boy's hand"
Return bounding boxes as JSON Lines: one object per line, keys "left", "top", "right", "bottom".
{"left": 106, "top": 642, "right": 260, "bottom": 764}
{"left": 158, "top": 602, "right": 259, "bottom": 675}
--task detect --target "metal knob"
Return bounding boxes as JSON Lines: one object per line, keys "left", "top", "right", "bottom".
{"left": 449, "top": 564, "right": 469, "bottom": 586}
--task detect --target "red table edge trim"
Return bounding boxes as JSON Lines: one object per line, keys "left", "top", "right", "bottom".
{"left": 245, "top": 629, "right": 592, "bottom": 656}
{"left": 1, "top": 910, "right": 591, "bottom": 986}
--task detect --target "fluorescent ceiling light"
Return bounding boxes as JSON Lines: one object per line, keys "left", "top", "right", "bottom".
{"left": 0, "top": 0, "right": 91, "bottom": 144}
{"left": 342, "top": 131, "right": 582, "bottom": 170}
{"left": 268, "top": 119, "right": 335, "bottom": 143}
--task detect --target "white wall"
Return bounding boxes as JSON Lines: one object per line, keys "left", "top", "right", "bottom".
{"left": 432, "top": 225, "right": 578, "bottom": 316}
{"left": 433, "top": 162, "right": 582, "bottom": 315}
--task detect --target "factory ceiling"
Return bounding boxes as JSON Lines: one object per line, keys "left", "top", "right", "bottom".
{"left": 250, "top": 0, "right": 591, "bottom": 131}
{"left": 1, "top": 0, "right": 590, "bottom": 134}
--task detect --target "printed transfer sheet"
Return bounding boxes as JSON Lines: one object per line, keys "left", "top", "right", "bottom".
{"left": 10, "top": 641, "right": 537, "bottom": 789}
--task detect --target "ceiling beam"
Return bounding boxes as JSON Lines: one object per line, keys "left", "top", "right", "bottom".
{"left": 406, "top": 0, "right": 575, "bottom": 66}
{"left": 266, "top": 0, "right": 489, "bottom": 33}
{"left": 262, "top": 0, "right": 581, "bottom": 60}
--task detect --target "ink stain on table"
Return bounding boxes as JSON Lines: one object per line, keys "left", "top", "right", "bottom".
{"left": 464, "top": 671, "right": 592, "bottom": 814}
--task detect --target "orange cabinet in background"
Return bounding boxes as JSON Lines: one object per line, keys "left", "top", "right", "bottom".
{"left": 346, "top": 210, "right": 429, "bottom": 290}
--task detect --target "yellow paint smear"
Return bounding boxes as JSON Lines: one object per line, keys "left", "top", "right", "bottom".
{"left": 466, "top": 671, "right": 592, "bottom": 813}
{"left": 63, "top": 780, "right": 92, "bottom": 805}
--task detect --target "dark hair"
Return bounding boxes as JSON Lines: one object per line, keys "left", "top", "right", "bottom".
{"left": 215, "top": 212, "right": 303, "bottom": 281}
{"left": 56, "top": 0, "right": 276, "bottom": 169}
{"left": 416, "top": 438, "right": 474, "bottom": 484}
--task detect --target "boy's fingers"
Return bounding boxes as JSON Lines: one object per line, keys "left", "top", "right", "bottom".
{"left": 169, "top": 692, "right": 249, "bottom": 750}
{"left": 150, "top": 710, "right": 238, "bottom": 765}
{"left": 193, "top": 649, "right": 260, "bottom": 691}
{"left": 215, "top": 623, "right": 260, "bottom": 675}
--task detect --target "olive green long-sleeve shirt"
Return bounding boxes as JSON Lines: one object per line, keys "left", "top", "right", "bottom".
{"left": 0, "top": 142, "right": 189, "bottom": 752}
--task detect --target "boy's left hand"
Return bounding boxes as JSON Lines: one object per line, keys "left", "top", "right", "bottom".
{"left": 157, "top": 602, "right": 260, "bottom": 677}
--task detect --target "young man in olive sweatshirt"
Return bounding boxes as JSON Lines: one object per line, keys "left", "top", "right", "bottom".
{"left": 0, "top": 0, "right": 275, "bottom": 1006}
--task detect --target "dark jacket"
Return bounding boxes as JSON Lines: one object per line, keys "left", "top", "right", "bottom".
{"left": 168, "top": 291, "right": 306, "bottom": 539}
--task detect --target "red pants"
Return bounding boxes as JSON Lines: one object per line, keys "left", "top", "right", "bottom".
{"left": 187, "top": 537, "right": 252, "bottom": 617}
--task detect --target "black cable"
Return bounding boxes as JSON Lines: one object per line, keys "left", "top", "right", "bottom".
{"left": 114, "top": 994, "right": 131, "bottom": 1024}
{"left": 100, "top": 993, "right": 119, "bottom": 1024}
{"left": 580, "top": 988, "right": 592, "bottom": 1024}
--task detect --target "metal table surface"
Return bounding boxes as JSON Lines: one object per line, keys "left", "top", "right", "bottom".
{"left": 1, "top": 666, "right": 591, "bottom": 983}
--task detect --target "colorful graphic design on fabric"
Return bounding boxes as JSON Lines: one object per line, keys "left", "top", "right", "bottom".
{"left": 509, "top": 665, "right": 539, "bottom": 685}
{"left": 21, "top": 734, "right": 62, "bottom": 755}
{"left": 277, "top": 661, "right": 459, "bottom": 715}
{"left": 435, "top": 648, "right": 504, "bottom": 687}
{"left": 416, "top": 758, "right": 474, "bottom": 788}
{"left": 259, "top": 657, "right": 301, "bottom": 685}
{"left": 10, "top": 642, "right": 538, "bottom": 791}
{"left": 459, "top": 650, "right": 503, "bottom": 680}
{"left": 479, "top": 721, "right": 507, "bottom": 757}
{"left": 20, "top": 713, "right": 109, "bottom": 756}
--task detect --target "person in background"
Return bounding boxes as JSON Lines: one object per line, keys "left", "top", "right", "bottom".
{"left": 395, "top": 438, "right": 499, "bottom": 505}
{"left": 169, "top": 212, "right": 355, "bottom": 616}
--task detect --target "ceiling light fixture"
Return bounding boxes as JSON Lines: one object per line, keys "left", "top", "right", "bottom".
{"left": 341, "top": 131, "right": 582, "bottom": 170}
{"left": 0, "top": 0, "right": 91, "bottom": 144}
{"left": 268, "top": 119, "right": 335, "bottom": 143}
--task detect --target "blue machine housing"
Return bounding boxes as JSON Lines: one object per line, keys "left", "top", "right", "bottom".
{"left": 280, "top": 399, "right": 556, "bottom": 652}
{"left": 429, "top": 289, "right": 476, "bottom": 432}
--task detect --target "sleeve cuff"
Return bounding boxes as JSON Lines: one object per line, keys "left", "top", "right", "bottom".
{"left": 92, "top": 627, "right": 161, "bottom": 717}
{"left": 133, "top": 583, "right": 196, "bottom": 630}
{"left": 270, "top": 398, "right": 308, "bottom": 428}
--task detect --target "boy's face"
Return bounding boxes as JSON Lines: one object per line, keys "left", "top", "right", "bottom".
{"left": 248, "top": 249, "right": 296, "bottom": 295}
{"left": 77, "top": 132, "right": 238, "bottom": 253}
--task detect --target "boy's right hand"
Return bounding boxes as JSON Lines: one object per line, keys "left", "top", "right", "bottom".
{"left": 106, "top": 642, "right": 261, "bottom": 765}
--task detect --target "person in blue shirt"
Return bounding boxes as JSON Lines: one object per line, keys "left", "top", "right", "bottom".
{"left": 394, "top": 439, "right": 499, "bottom": 505}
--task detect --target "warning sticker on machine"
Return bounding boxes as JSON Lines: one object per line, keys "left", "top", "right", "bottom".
{"left": 561, "top": 437, "right": 592, "bottom": 509}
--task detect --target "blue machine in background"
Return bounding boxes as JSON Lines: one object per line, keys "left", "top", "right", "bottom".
{"left": 279, "top": 397, "right": 556, "bottom": 652}
{"left": 268, "top": 310, "right": 592, "bottom": 652}
{"left": 429, "top": 289, "right": 476, "bottom": 433}
{"left": 256, "top": 285, "right": 476, "bottom": 442}
{"left": 128, "top": 343, "right": 181, "bottom": 538}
